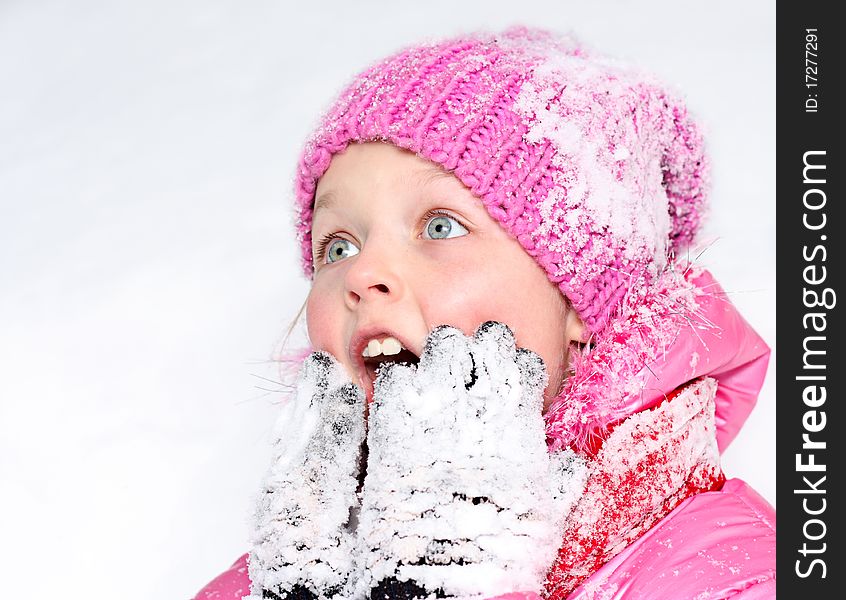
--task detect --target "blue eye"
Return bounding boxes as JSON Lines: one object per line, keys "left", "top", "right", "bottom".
{"left": 324, "top": 238, "right": 360, "bottom": 263}
{"left": 424, "top": 213, "right": 469, "bottom": 240}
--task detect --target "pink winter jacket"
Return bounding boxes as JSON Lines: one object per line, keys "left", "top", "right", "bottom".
{"left": 193, "top": 270, "right": 774, "bottom": 599}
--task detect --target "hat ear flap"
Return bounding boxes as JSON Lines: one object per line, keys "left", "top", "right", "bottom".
{"left": 659, "top": 95, "right": 710, "bottom": 255}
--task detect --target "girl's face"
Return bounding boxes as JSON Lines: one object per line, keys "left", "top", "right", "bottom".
{"left": 306, "top": 142, "right": 584, "bottom": 409}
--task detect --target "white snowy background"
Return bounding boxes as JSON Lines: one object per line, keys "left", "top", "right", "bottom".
{"left": 0, "top": 1, "right": 774, "bottom": 598}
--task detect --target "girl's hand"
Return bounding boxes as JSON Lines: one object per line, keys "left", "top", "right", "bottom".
{"left": 356, "top": 322, "right": 589, "bottom": 599}
{"left": 247, "top": 351, "right": 366, "bottom": 600}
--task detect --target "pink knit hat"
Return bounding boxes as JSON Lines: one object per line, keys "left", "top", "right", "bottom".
{"left": 293, "top": 26, "right": 708, "bottom": 333}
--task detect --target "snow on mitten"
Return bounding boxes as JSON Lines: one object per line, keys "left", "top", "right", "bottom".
{"left": 356, "top": 322, "right": 589, "bottom": 599}
{"left": 247, "top": 351, "right": 366, "bottom": 600}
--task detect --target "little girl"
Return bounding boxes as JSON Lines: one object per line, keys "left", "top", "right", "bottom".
{"left": 194, "top": 27, "right": 775, "bottom": 600}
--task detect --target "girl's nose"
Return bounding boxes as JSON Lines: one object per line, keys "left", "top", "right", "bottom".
{"left": 343, "top": 245, "right": 405, "bottom": 310}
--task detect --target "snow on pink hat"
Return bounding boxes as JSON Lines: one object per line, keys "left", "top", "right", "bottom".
{"left": 293, "top": 26, "right": 708, "bottom": 333}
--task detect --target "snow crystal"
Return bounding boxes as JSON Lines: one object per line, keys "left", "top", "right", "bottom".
{"left": 574, "top": 569, "right": 619, "bottom": 600}
{"left": 612, "top": 147, "right": 630, "bottom": 161}
{"left": 689, "top": 350, "right": 700, "bottom": 373}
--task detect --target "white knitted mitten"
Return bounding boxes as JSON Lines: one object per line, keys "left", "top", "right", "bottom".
{"left": 247, "top": 351, "right": 366, "bottom": 600}
{"left": 355, "top": 322, "right": 589, "bottom": 600}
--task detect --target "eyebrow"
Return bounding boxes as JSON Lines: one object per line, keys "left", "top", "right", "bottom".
{"left": 409, "top": 163, "right": 455, "bottom": 187}
{"left": 313, "top": 190, "right": 337, "bottom": 215}
{"left": 312, "top": 163, "right": 452, "bottom": 215}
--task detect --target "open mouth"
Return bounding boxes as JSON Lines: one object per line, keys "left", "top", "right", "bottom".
{"left": 351, "top": 330, "right": 424, "bottom": 406}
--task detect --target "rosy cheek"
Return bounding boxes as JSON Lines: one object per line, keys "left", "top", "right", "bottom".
{"left": 305, "top": 289, "right": 338, "bottom": 351}
{"left": 418, "top": 271, "right": 496, "bottom": 334}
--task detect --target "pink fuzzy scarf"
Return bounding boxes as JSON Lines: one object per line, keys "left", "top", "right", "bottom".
{"left": 545, "top": 261, "right": 714, "bottom": 452}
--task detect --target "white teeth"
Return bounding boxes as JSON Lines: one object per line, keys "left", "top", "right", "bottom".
{"left": 365, "top": 339, "right": 381, "bottom": 358}
{"left": 361, "top": 336, "right": 404, "bottom": 358}
{"left": 381, "top": 337, "right": 402, "bottom": 356}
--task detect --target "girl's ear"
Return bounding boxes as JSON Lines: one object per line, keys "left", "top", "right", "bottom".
{"left": 561, "top": 304, "right": 588, "bottom": 378}
{"left": 563, "top": 303, "right": 587, "bottom": 347}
